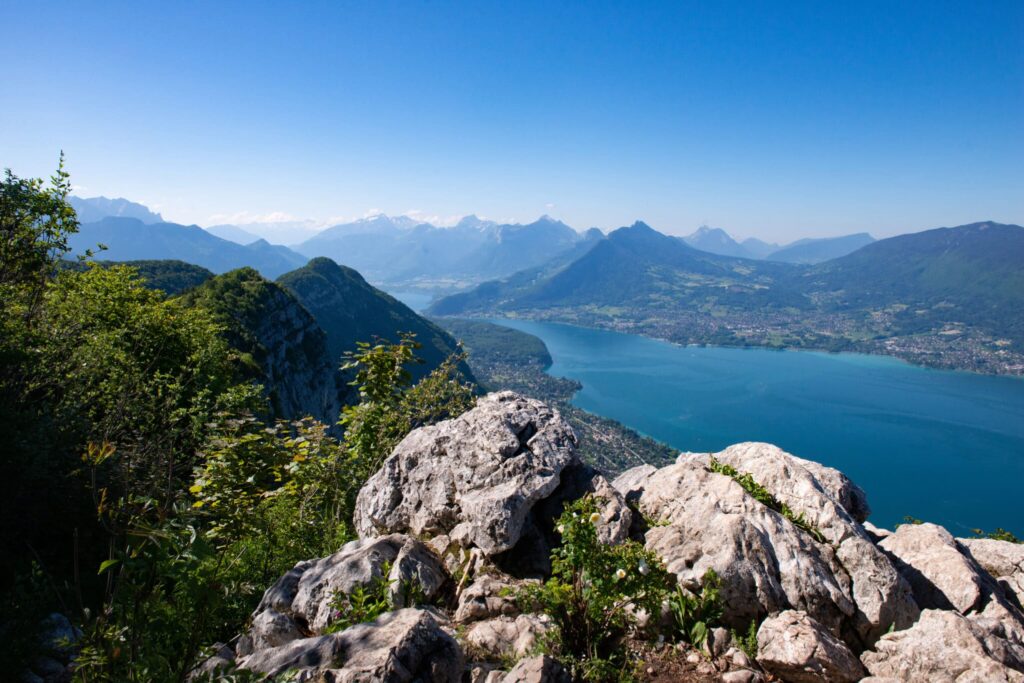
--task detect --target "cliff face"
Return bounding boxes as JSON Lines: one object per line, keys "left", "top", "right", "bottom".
{"left": 182, "top": 267, "right": 346, "bottom": 424}
{"left": 197, "top": 392, "right": 1024, "bottom": 683}
{"left": 278, "top": 257, "right": 475, "bottom": 383}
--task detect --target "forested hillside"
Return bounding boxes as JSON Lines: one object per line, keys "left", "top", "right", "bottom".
{"left": 0, "top": 163, "right": 477, "bottom": 681}
{"left": 278, "top": 257, "right": 473, "bottom": 384}
{"left": 432, "top": 221, "right": 1024, "bottom": 375}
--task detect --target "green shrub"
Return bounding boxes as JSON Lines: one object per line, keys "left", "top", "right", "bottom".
{"left": 668, "top": 569, "right": 723, "bottom": 648}
{"left": 520, "top": 496, "right": 671, "bottom": 681}
{"left": 971, "top": 527, "right": 1021, "bottom": 543}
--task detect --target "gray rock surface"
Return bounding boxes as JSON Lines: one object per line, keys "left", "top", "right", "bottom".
{"left": 249, "top": 534, "right": 447, "bottom": 648}
{"left": 239, "top": 608, "right": 463, "bottom": 681}
{"left": 879, "top": 523, "right": 1024, "bottom": 645}
{"left": 500, "top": 654, "right": 572, "bottom": 683}
{"left": 880, "top": 523, "right": 990, "bottom": 613}
{"left": 692, "top": 443, "right": 918, "bottom": 644}
{"left": 636, "top": 457, "right": 856, "bottom": 634}
{"left": 756, "top": 609, "right": 866, "bottom": 683}
{"left": 610, "top": 463, "right": 658, "bottom": 504}
{"left": 861, "top": 609, "right": 1024, "bottom": 682}
{"left": 464, "top": 614, "right": 550, "bottom": 660}
{"left": 354, "top": 392, "right": 578, "bottom": 555}
{"left": 962, "top": 537, "right": 1024, "bottom": 609}
{"left": 455, "top": 574, "right": 519, "bottom": 623}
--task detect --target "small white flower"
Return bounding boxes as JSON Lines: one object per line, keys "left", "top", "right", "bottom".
{"left": 638, "top": 559, "right": 650, "bottom": 576}
{"left": 589, "top": 512, "right": 601, "bottom": 524}
{"left": 557, "top": 524, "right": 565, "bottom": 534}
{"left": 615, "top": 568, "right": 627, "bottom": 580}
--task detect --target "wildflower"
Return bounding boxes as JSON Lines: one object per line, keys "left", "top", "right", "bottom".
{"left": 615, "top": 568, "right": 626, "bottom": 580}
{"left": 557, "top": 524, "right": 565, "bottom": 534}
{"left": 589, "top": 512, "right": 601, "bottom": 524}
{"left": 638, "top": 559, "right": 650, "bottom": 575}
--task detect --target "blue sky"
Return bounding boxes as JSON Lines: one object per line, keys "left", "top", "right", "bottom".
{"left": 1, "top": 1, "right": 1021, "bottom": 241}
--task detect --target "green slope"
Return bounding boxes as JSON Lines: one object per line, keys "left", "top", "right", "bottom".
{"left": 277, "top": 257, "right": 474, "bottom": 383}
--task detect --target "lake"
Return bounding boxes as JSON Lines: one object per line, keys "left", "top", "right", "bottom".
{"left": 489, "top": 318, "right": 1024, "bottom": 535}
{"left": 382, "top": 289, "right": 434, "bottom": 312}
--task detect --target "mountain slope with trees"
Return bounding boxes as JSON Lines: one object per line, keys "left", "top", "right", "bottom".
{"left": 431, "top": 221, "right": 1024, "bottom": 374}
{"left": 278, "top": 257, "right": 474, "bottom": 384}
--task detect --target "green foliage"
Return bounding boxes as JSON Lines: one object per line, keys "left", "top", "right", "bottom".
{"left": 731, "top": 620, "right": 759, "bottom": 661}
{"left": 339, "top": 334, "right": 475, "bottom": 501}
{"left": 668, "top": 569, "right": 723, "bottom": 648}
{"left": 520, "top": 496, "right": 672, "bottom": 682}
{"left": 321, "top": 561, "right": 430, "bottom": 634}
{"left": 709, "top": 458, "right": 826, "bottom": 543}
{"left": 971, "top": 527, "right": 1022, "bottom": 543}
{"left": 277, "top": 256, "right": 474, "bottom": 384}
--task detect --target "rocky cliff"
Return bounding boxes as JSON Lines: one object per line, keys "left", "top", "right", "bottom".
{"left": 197, "top": 392, "right": 1024, "bottom": 682}
{"left": 182, "top": 267, "right": 347, "bottom": 424}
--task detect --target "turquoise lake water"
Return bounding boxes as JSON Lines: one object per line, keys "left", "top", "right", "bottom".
{"left": 488, "top": 318, "right": 1024, "bottom": 535}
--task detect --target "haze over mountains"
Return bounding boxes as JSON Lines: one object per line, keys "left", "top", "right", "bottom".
{"left": 432, "top": 220, "right": 1024, "bottom": 375}
{"left": 66, "top": 195, "right": 1023, "bottom": 374}
{"left": 681, "top": 225, "right": 875, "bottom": 263}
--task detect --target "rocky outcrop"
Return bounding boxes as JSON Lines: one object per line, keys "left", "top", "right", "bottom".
{"left": 198, "top": 392, "right": 1024, "bottom": 683}
{"left": 499, "top": 654, "right": 572, "bottom": 683}
{"left": 879, "top": 523, "right": 1024, "bottom": 645}
{"left": 463, "top": 614, "right": 550, "bottom": 661}
{"left": 241, "top": 608, "right": 463, "bottom": 681}
{"left": 861, "top": 609, "right": 1024, "bottom": 682}
{"left": 691, "top": 443, "right": 918, "bottom": 644}
{"left": 245, "top": 534, "right": 447, "bottom": 650}
{"left": 635, "top": 456, "right": 856, "bottom": 635}
{"left": 962, "top": 537, "right": 1024, "bottom": 609}
{"left": 354, "top": 392, "right": 578, "bottom": 555}
{"left": 756, "top": 610, "right": 866, "bottom": 683}
{"left": 183, "top": 268, "right": 346, "bottom": 424}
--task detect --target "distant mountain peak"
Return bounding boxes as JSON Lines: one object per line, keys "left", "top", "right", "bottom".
{"left": 70, "top": 196, "right": 164, "bottom": 225}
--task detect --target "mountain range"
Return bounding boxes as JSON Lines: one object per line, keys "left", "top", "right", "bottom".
{"left": 69, "top": 196, "right": 165, "bottom": 224}
{"left": 292, "top": 214, "right": 602, "bottom": 288}
{"left": 681, "top": 225, "right": 875, "bottom": 263}
{"left": 431, "top": 220, "right": 1024, "bottom": 374}
{"left": 68, "top": 216, "right": 309, "bottom": 279}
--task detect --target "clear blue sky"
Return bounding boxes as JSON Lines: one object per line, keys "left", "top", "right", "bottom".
{"left": 2, "top": 1, "right": 1021, "bottom": 241}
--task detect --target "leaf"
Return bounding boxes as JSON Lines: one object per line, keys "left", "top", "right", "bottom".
{"left": 98, "top": 559, "right": 120, "bottom": 575}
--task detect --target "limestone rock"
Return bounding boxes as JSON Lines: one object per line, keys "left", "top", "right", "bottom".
{"left": 880, "top": 522, "right": 1024, "bottom": 646}
{"left": 354, "top": 392, "right": 578, "bottom": 556}
{"left": 756, "top": 610, "right": 866, "bottom": 683}
{"left": 863, "top": 522, "right": 892, "bottom": 543}
{"left": 962, "top": 537, "right": 1024, "bottom": 609}
{"left": 501, "top": 654, "right": 571, "bottom": 683}
{"left": 861, "top": 609, "right": 1024, "bottom": 682}
{"left": 610, "top": 464, "right": 658, "bottom": 504}
{"left": 690, "top": 443, "right": 918, "bottom": 644}
{"left": 249, "top": 534, "right": 447, "bottom": 647}
{"left": 239, "top": 608, "right": 463, "bottom": 681}
{"left": 455, "top": 574, "right": 519, "bottom": 623}
{"left": 494, "top": 462, "right": 635, "bottom": 576}
{"left": 464, "top": 614, "right": 550, "bottom": 660}
{"left": 880, "top": 523, "right": 989, "bottom": 613}
{"left": 636, "top": 457, "right": 856, "bottom": 634}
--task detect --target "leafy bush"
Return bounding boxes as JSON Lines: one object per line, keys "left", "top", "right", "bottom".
{"left": 668, "top": 569, "right": 723, "bottom": 648}
{"left": 339, "top": 333, "right": 475, "bottom": 506}
{"left": 520, "top": 496, "right": 671, "bottom": 681}
{"left": 731, "top": 620, "right": 759, "bottom": 661}
{"left": 971, "top": 527, "right": 1021, "bottom": 543}
{"left": 708, "top": 458, "right": 825, "bottom": 543}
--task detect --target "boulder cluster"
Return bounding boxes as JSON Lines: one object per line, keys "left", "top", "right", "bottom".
{"left": 198, "top": 391, "right": 1024, "bottom": 682}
